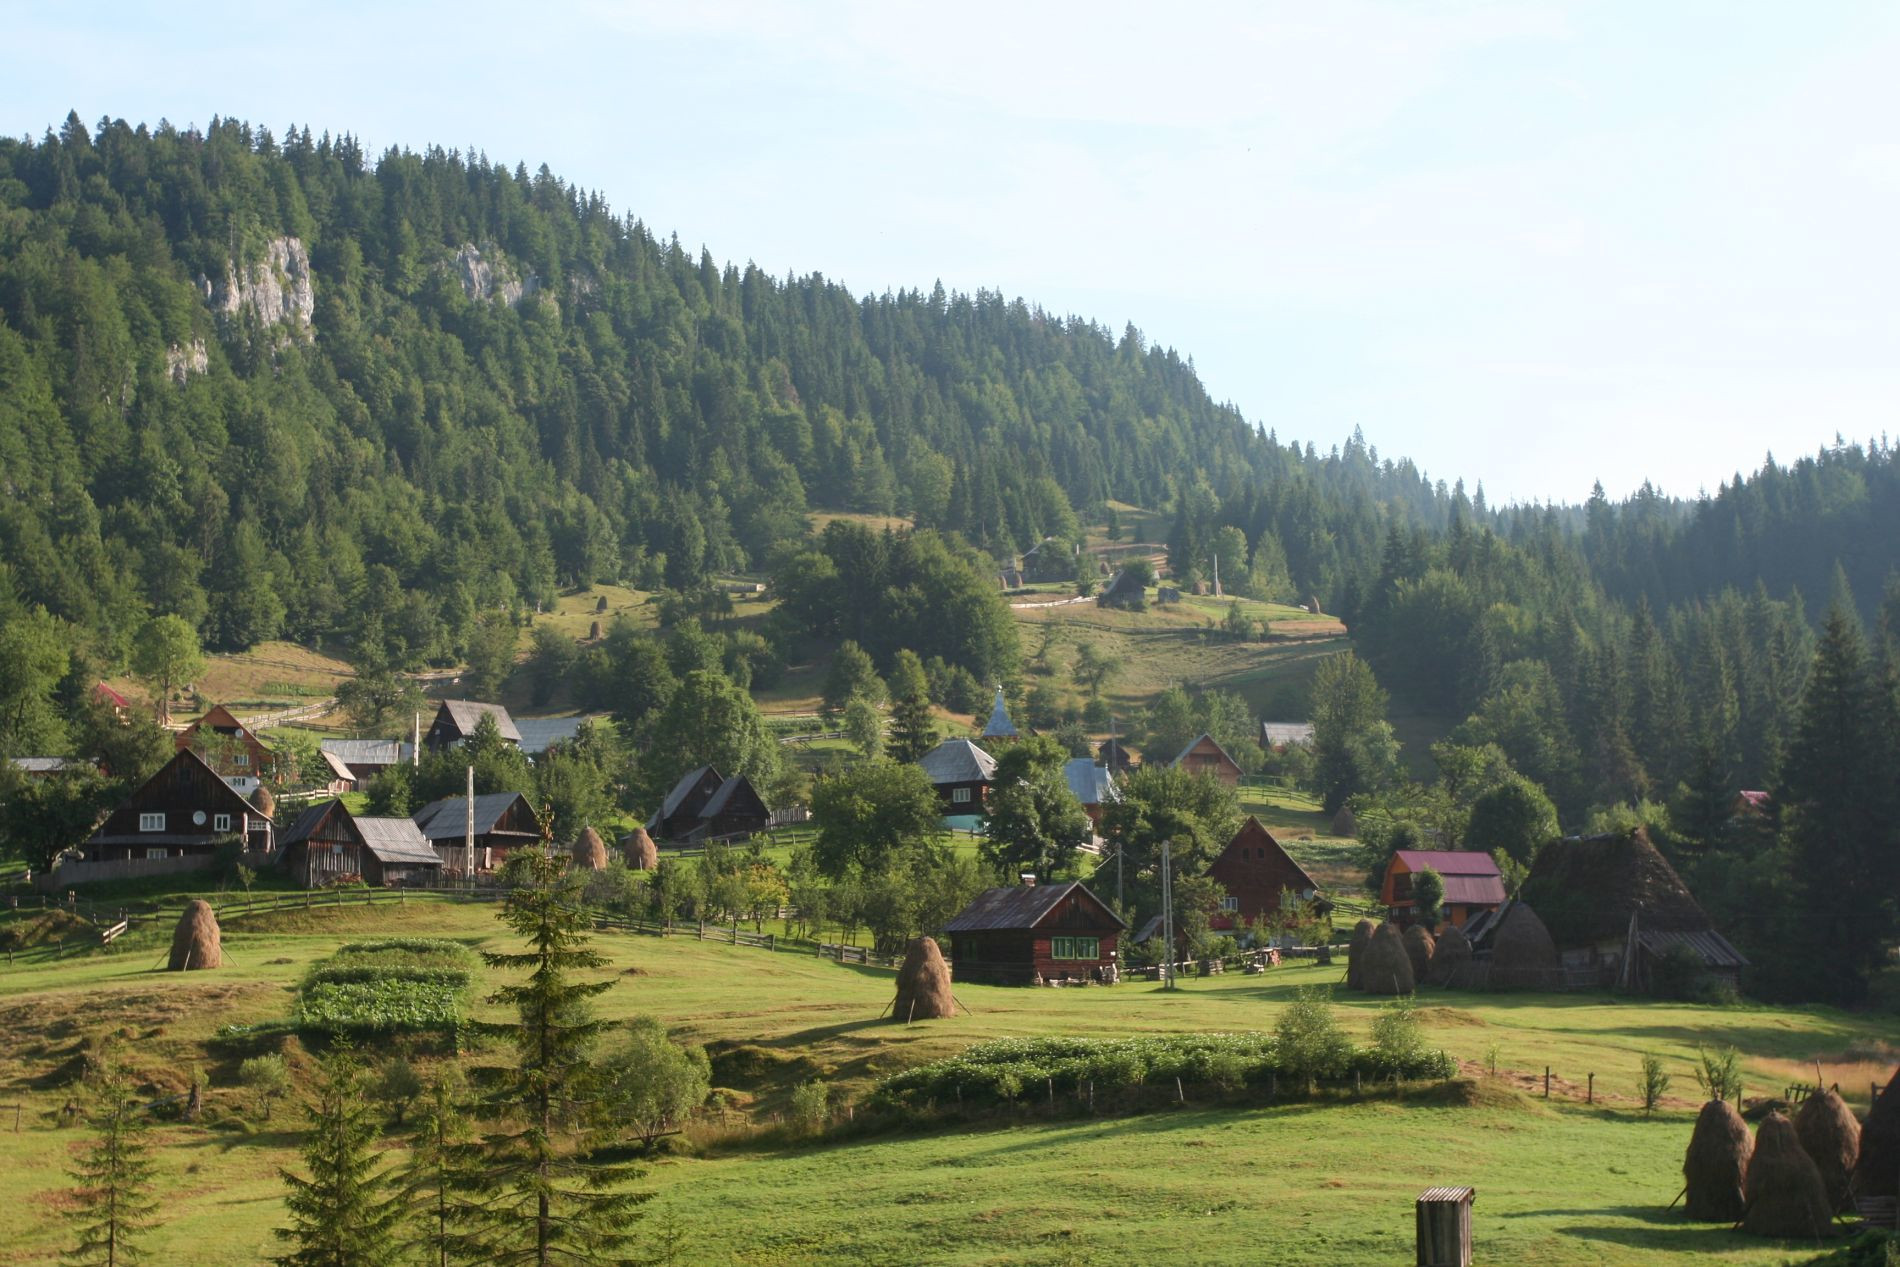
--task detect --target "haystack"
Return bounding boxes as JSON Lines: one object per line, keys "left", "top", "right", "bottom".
{"left": 1682, "top": 1099, "right": 1752, "bottom": 1221}
{"left": 251, "top": 784, "right": 275, "bottom": 821}
{"left": 891, "top": 936, "right": 955, "bottom": 1022}
{"left": 571, "top": 826, "right": 608, "bottom": 871}
{"left": 1359, "top": 922, "right": 1415, "bottom": 995}
{"left": 621, "top": 827, "right": 658, "bottom": 871}
{"left": 1486, "top": 902, "right": 1560, "bottom": 991}
{"left": 1853, "top": 1067, "right": 1900, "bottom": 1201}
{"left": 1345, "top": 918, "right": 1375, "bottom": 991}
{"left": 167, "top": 900, "right": 222, "bottom": 971}
{"left": 1331, "top": 805, "right": 1357, "bottom": 838}
{"left": 1402, "top": 924, "right": 1435, "bottom": 984}
{"left": 1429, "top": 924, "right": 1472, "bottom": 987}
{"left": 1794, "top": 1087, "right": 1860, "bottom": 1211}
{"left": 1741, "top": 1112, "right": 1835, "bottom": 1239}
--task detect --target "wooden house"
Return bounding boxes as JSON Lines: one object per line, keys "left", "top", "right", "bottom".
{"left": 281, "top": 799, "right": 442, "bottom": 887}
{"left": 92, "top": 682, "right": 131, "bottom": 722}
{"left": 319, "top": 738, "right": 415, "bottom": 782}
{"left": 1062, "top": 758, "right": 1120, "bottom": 827}
{"left": 1169, "top": 733, "right": 1242, "bottom": 787}
{"left": 918, "top": 738, "right": 997, "bottom": 815}
{"left": 175, "top": 704, "right": 275, "bottom": 779}
{"left": 980, "top": 687, "right": 1019, "bottom": 743}
{"left": 423, "top": 700, "right": 522, "bottom": 750}
{"left": 1380, "top": 850, "right": 1506, "bottom": 928}
{"left": 697, "top": 774, "right": 770, "bottom": 840}
{"left": 1207, "top": 816, "right": 1322, "bottom": 931}
{"left": 1096, "top": 737, "right": 1135, "bottom": 776}
{"left": 1518, "top": 827, "right": 1747, "bottom": 992}
{"left": 412, "top": 791, "right": 540, "bottom": 870}
{"left": 1097, "top": 568, "right": 1146, "bottom": 610}
{"left": 84, "top": 748, "right": 275, "bottom": 863}
{"left": 944, "top": 881, "right": 1127, "bottom": 985}
{"left": 647, "top": 765, "right": 726, "bottom": 840}
{"left": 1730, "top": 789, "right": 1771, "bottom": 818}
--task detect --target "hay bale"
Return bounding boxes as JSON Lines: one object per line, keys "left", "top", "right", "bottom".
{"left": 1331, "top": 805, "right": 1356, "bottom": 838}
{"left": 167, "top": 900, "right": 221, "bottom": 972}
{"left": 251, "top": 785, "right": 275, "bottom": 820}
{"left": 1486, "top": 902, "right": 1560, "bottom": 991}
{"left": 588, "top": 620, "right": 602, "bottom": 640}
{"left": 892, "top": 936, "right": 954, "bottom": 1021}
{"left": 1683, "top": 1099, "right": 1752, "bottom": 1221}
{"left": 1345, "top": 918, "right": 1375, "bottom": 991}
{"left": 1853, "top": 1066, "right": 1900, "bottom": 1200}
{"left": 595, "top": 595, "right": 608, "bottom": 613}
{"left": 1429, "top": 924, "right": 1472, "bottom": 986}
{"left": 1741, "top": 1112, "right": 1835, "bottom": 1239}
{"left": 620, "top": 827, "right": 658, "bottom": 871}
{"left": 1359, "top": 922, "right": 1415, "bottom": 995}
{"left": 1795, "top": 1087, "right": 1860, "bottom": 1211}
{"left": 571, "top": 826, "right": 608, "bottom": 871}
{"left": 1402, "top": 924, "right": 1435, "bottom": 983}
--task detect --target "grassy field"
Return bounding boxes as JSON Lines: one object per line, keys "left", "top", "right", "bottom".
{"left": 0, "top": 898, "right": 1890, "bottom": 1265}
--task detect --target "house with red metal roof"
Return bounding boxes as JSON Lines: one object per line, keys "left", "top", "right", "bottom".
{"left": 1380, "top": 849, "right": 1506, "bottom": 928}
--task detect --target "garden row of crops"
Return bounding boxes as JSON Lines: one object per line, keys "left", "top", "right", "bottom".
{"left": 294, "top": 938, "right": 479, "bottom": 1038}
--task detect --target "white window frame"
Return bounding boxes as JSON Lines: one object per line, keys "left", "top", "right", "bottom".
{"left": 213, "top": 813, "right": 232, "bottom": 833}
{"left": 1221, "top": 895, "right": 1240, "bottom": 913}
{"left": 951, "top": 786, "right": 972, "bottom": 804}
{"left": 145, "top": 847, "right": 168, "bottom": 860}
{"left": 139, "top": 812, "right": 165, "bottom": 832}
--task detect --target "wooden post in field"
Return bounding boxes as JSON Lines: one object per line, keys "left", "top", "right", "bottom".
{"left": 1415, "top": 1187, "right": 1476, "bottom": 1267}
{"left": 1544, "top": 1067, "right": 1550, "bottom": 1098}
{"left": 1587, "top": 1073, "right": 1594, "bottom": 1104}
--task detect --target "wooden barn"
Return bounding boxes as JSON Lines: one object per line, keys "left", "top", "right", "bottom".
{"left": 423, "top": 700, "right": 522, "bottom": 751}
{"left": 944, "top": 881, "right": 1126, "bottom": 985}
{"left": 648, "top": 765, "right": 726, "bottom": 840}
{"left": 1207, "top": 816, "right": 1322, "bottom": 932}
{"left": 84, "top": 748, "right": 275, "bottom": 862}
{"left": 1380, "top": 849, "right": 1506, "bottom": 928}
{"left": 175, "top": 704, "right": 275, "bottom": 779}
{"left": 1169, "top": 733, "right": 1243, "bottom": 787}
{"left": 918, "top": 738, "right": 998, "bottom": 816}
{"left": 1518, "top": 827, "right": 1747, "bottom": 993}
{"left": 412, "top": 791, "right": 540, "bottom": 870}
{"left": 281, "top": 799, "right": 442, "bottom": 887}
{"left": 1096, "top": 568, "right": 1146, "bottom": 610}
{"left": 693, "top": 773, "right": 771, "bottom": 841}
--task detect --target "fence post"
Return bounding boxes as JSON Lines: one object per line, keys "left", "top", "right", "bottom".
{"left": 1544, "top": 1068, "right": 1551, "bottom": 1099}
{"left": 1587, "top": 1073, "right": 1594, "bottom": 1105}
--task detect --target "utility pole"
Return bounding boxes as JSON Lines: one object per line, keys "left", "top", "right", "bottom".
{"left": 1160, "top": 837, "right": 1175, "bottom": 991}
{"left": 465, "top": 764, "right": 475, "bottom": 888}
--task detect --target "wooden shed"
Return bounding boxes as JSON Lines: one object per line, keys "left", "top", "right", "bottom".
{"left": 944, "top": 881, "right": 1127, "bottom": 986}
{"left": 282, "top": 799, "right": 442, "bottom": 887}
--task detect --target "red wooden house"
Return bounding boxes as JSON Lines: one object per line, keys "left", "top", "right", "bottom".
{"left": 175, "top": 704, "right": 275, "bottom": 779}
{"left": 944, "top": 881, "right": 1126, "bottom": 985}
{"left": 1380, "top": 850, "right": 1506, "bottom": 928}
{"left": 1169, "top": 733, "right": 1243, "bottom": 787}
{"left": 1207, "top": 816, "right": 1322, "bottom": 931}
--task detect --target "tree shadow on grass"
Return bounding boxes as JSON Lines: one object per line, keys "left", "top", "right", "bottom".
{"left": 1546, "top": 1215, "right": 1830, "bottom": 1256}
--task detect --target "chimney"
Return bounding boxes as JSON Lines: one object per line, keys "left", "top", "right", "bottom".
{"left": 1019, "top": 873, "right": 1037, "bottom": 887}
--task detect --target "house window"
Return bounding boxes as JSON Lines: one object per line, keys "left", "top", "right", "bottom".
{"left": 145, "top": 847, "right": 167, "bottom": 860}
{"left": 139, "top": 813, "right": 165, "bottom": 832}
{"left": 213, "top": 813, "right": 231, "bottom": 833}
{"left": 235, "top": 752, "right": 249, "bottom": 767}
{"left": 1052, "top": 936, "right": 1100, "bottom": 960}
{"left": 1221, "top": 896, "right": 1240, "bottom": 913}
{"left": 951, "top": 787, "right": 972, "bottom": 804}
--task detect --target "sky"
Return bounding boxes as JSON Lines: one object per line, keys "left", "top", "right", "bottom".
{"left": 6, "top": 0, "right": 1899, "bottom": 506}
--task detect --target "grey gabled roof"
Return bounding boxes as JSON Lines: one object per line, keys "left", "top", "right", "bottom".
{"left": 944, "top": 881, "right": 1127, "bottom": 933}
{"left": 515, "top": 716, "right": 586, "bottom": 756}
{"left": 412, "top": 792, "right": 535, "bottom": 840}
{"left": 321, "top": 750, "right": 356, "bottom": 782}
{"left": 320, "top": 738, "right": 414, "bottom": 765}
{"left": 357, "top": 816, "right": 440, "bottom": 865}
{"left": 1062, "top": 758, "right": 1119, "bottom": 807}
{"left": 918, "top": 739, "right": 996, "bottom": 786}
{"left": 701, "top": 774, "right": 767, "bottom": 819}
{"left": 1260, "top": 722, "right": 1315, "bottom": 746}
{"left": 8, "top": 756, "right": 80, "bottom": 773}
{"left": 438, "top": 700, "right": 521, "bottom": 743}
{"left": 658, "top": 765, "right": 721, "bottom": 821}
{"left": 981, "top": 687, "right": 1018, "bottom": 739}
{"left": 1171, "top": 732, "right": 1239, "bottom": 770}
{"left": 280, "top": 799, "right": 341, "bottom": 847}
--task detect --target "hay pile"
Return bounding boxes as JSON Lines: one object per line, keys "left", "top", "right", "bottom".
{"left": 892, "top": 936, "right": 955, "bottom": 1021}
{"left": 1487, "top": 902, "right": 1560, "bottom": 991}
{"left": 1795, "top": 1088, "right": 1860, "bottom": 1212}
{"left": 1359, "top": 922, "right": 1415, "bottom": 995}
{"left": 1403, "top": 924, "right": 1435, "bottom": 983}
{"left": 167, "top": 900, "right": 221, "bottom": 971}
{"left": 1683, "top": 1099, "right": 1752, "bottom": 1221}
{"left": 571, "top": 826, "right": 608, "bottom": 871}
{"left": 621, "top": 827, "right": 658, "bottom": 871}
{"left": 1345, "top": 919, "right": 1375, "bottom": 991}
{"left": 1853, "top": 1067, "right": 1900, "bottom": 1201}
{"left": 1430, "top": 924, "right": 1472, "bottom": 986}
{"left": 251, "top": 785, "right": 275, "bottom": 820}
{"left": 1331, "top": 806, "right": 1357, "bottom": 838}
{"left": 1741, "top": 1112, "right": 1835, "bottom": 1239}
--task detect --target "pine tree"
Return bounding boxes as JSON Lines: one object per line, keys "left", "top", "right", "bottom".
{"left": 462, "top": 833, "right": 648, "bottom": 1264}
{"left": 65, "top": 1068, "right": 157, "bottom": 1267}
{"left": 274, "top": 1046, "right": 403, "bottom": 1267}
{"left": 399, "top": 1075, "right": 479, "bottom": 1267}
{"left": 884, "top": 649, "right": 937, "bottom": 764}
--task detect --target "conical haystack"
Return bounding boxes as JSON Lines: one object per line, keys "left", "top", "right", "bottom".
{"left": 620, "top": 827, "right": 658, "bottom": 871}
{"left": 1487, "top": 902, "right": 1560, "bottom": 991}
{"left": 1683, "top": 1099, "right": 1752, "bottom": 1221}
{"left": 1794, "top": 1087, "right": 1860, "bottom": 1212}
{"left": 1359, "top": 922, "right": 1415, "bottom": 995}
{"left": 251, "top": 785, "right": 275, "bottom": 820}
{"left": 1402, "top": 924, "right": 1435, "bottom": 984}
{"left": 892, "top": 936, "right": 955, "bottom": 1022}
{"left": 1345, "top": 918, "right": 1375, "bottom": 991}
{"left": 167, "top": 900, "right": 222, "bottom": 971}
{"left": 1331, "top": 806, "right": 1356, "bottom": 838}
{"left": 1429, "top": 924, "right": 1472, "bottom": 987}
{"left": 1741, "top": 1112, "right": 1835, "bottom": 1239}
{"left": 571, "top": 826, "right": 608, "bottom": 871}
{"left": 1852, "top": 1066, "right": 1900, "bottom": 1200}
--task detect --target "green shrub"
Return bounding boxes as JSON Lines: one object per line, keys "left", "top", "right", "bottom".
{"left": 788, "top": 1079, "right": 829, "bottom": 1130}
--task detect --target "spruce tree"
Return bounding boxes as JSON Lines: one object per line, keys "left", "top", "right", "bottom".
{"left": 885, "top": 649, "right": 937, "bottom": 764}
{"left": 399, "top": 1075, "right": 479, "bottom": 1267}
{"left": 65, "top": 1068, "right": 157, "bottom": 1267}
{"left": 274, "top": 1046, "right": 403, "bottom": 1267}
{"left": 463, "top": 832, "right": 647, "bottom": 1264}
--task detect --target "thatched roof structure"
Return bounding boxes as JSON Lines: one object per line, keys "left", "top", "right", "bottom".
{"left": 620, "top": 827, "right": 658, "bottom": 871}
{"left": 1485, "top": 901, "right": 1561, "bottom": 991}
{"left": 1518, "top": 827, "right": 1713, "bottom": 948}
{"left": 571, "top": 826, "right": 608, "bottom": 871}
{"left": 1741, "top": 1113, "right": 1835, "bottom": 1239}
{"left": 1359, "top": 922, "right": 1415, "bottom": 995}
{"left": 1853, "top": 1066, "right": 1900, "bottom": 1200}
{"left": 892, "top": 936, "right": 955, "bottom": 1022}
{"left": 167, "top": 900, "right": 221, "bottom": 971}
{"left": 1402, "top": 924, "right": 1435, "bottom": 984}
{"left": 1794, "top": 1087, "right": 1860, "bottom": 1212}
{"left": 1683, "top": 1099, "right": 1751, "bottom": 1221}
{"left": 1345, "top": 919, "right": 1375, "bottom": 991}
{"left": 1429, "top": 924, "right": 1472, "bottom": 987}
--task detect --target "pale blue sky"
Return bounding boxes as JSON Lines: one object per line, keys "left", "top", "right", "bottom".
{"left": 7, "top": 1, "right": 1898, "bottom": 505}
